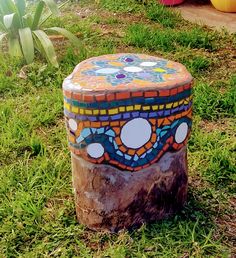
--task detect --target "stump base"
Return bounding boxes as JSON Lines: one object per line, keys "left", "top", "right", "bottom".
{"left": 72, "top": 147, "right": 188, "bottom": 232}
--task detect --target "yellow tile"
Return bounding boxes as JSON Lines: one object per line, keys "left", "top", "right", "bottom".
{"left": 126, "top": 106, "right": 134, "bottom": 111}
{"left": 153, "top": 68, "right": 166, "bottom": 73}
{"left": 166, "top": 103, "right": 173, "bottom": 109}
{"left": 173, "top": 102, "right": 179, "bottom": 108}
{"left": 100, "top": 109, "right": 107, "bottom": 115}
{"left": 64, "top": 103, "right": 70, "bottom": 110}
{"left": 80, "top": 109, "right": 84, "bottom": 115}
{"left": 143, "top": 106, "right": 150, "bottom": 111}
{"left": 134, "top": 105, "right": 141, "bottom": 110}
{"left": 179, "top": 100, "right": 184, "bottom": 105}
{"left": 159, "top": 105, "right": 164, "bottom": 109}
{"left": 108, "top": 108, "right": 119, "bottom": 115}
{"left": 72, "top": 106, "right": 79, "bottom": 113}
{"left": 152, "top": 105, "right": 158, "bottom": 110}
{"left": 85, "top": 109, "right": 93, "bottom": 115}
{"left": 119, "top": 107, "right": 125, "bottom": 112}
{"left": 93, "top": 109, "right": 99, "bottom": 115}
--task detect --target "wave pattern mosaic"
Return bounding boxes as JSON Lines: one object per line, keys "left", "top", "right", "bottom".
{"left": 63, "top": 54, "right": 193, "bottom": 171}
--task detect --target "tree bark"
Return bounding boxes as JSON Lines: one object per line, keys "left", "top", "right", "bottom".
{"left": 72, "top": 147, "right": 188, "bottom": 232}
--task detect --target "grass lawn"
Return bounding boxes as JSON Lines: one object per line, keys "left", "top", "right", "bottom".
{"left": 0, "top": 0, "right": 235, "bottom": 257}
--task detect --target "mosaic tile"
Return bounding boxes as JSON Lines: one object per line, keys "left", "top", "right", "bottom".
{"left": 63, "top": 53, "right": 193, "bottom": 171}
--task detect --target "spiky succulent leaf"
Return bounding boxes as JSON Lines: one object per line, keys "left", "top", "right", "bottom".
{"left": 33, "top": 30, "right": 58, "bottom": 67}
{"left": 19, "top": 27, "right": 34, "bottom": 64}
{"left": 46, "top": 27, "right": 81, "bottom": 47}
{"left": 8, "top": 37, "right": 22, "bottom": 57}
{"left": 15, "top": 0, "right": 26, "bottom": 17}
{"left": 42, "top": 0, "right": 60, "bottom": 16}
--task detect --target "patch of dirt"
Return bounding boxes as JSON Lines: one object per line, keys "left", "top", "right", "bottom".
{"left": 198, "top": 119, "right": 235, "bottom": 135}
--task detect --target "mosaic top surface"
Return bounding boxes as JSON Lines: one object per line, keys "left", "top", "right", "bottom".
{"left": 63, "top": 53, "right": 193, "bottom": 92}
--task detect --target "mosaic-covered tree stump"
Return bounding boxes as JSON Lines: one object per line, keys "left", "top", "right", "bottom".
{"left": 63, "top": 53, "right": 193, "bottom": 232}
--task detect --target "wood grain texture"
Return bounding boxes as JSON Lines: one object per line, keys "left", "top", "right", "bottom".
{"left": 72, "top": 147, "right": 188, "bottom": 232}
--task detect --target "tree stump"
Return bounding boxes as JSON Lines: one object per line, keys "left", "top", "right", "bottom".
{"left": 63, "top": 53, "right": 193, "bottom": 232}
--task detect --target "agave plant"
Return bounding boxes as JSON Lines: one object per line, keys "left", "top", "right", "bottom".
{"left": 0, "top": 0, "right": 81, "bottom": 67}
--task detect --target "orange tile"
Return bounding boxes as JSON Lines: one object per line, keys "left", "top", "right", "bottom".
{"left": 97, "top": 157, "right": 105, "bottom": 163}
{"left": 128, "top": 149, "right": 136, "bottom": 156}
{"left": 157, "top": 118, "right": 164, "bottom": 127}
{"left": 84, "top": 121, "right": 91, "bottom": 127}
{"left": 107, "top": 93, "right": 115, "bottom": 101}
{"left": 173, "top": 143, "right": 179, "bottom": 149}
{"left": 126, "top": 166, "right": 133, "bottom": 171}
{"left": 134, "top": 166, "right": 142, "bottom": 171}
{"left": 115, "top": 137, "right": 122, "bottom": 145}
{"left": 95, "top": 94, "right": 106, "bottom": 101}
{"left": 64, "top": 90, "right": 72, "bottom": 98}
{"left": 184, "top": 84, "right": 191, "bottom": 90}
{"left": 119, "top": 163, "right": 127, "bottom": 170}
{"left": 110, "top": 160, "right": 118, "bottom": 165}
{"left": 111, "top": 121, "right": 120, "bottom": 126}
{"left": 83, "top": 95, "right": 94, "bottom": 102}
{"left": 120, "top": 121, "right": 126, "bottom": 126}
{"left": 113, "top": 127, "right": 121, "bottom": 135}
{"left": 163, "top": 144, "right": 169, "bottom": 151}
{"left": 163, "top": 118, "right": 171, "bottom": 125}
{"left": 101, "top": 121, "right": 110, "bottom": 126}
{"left": 176, "top": 113, "right": 182, "bottom": 119}
{"left": 149, "top": 119, "right": 156, "bottom": 125}
{"left": 73, "top": 92, "right": 82, "bottom": 100}
{"left": 132, "top": 91, "right": 143, "bottom": 97}
{"left": 119, "top": 146, "right": 127, "bottom": 153}
{"left": 144, "top": 91, "right": 158, "bottom": 97}
{"left": 177, "top": 85, "right": 184, "bottom": 93}
{"left": 90, "top": 122, "right": 101, "bottom": 127}
{"left": 159, "top": 89, "right": 170, "bottom": 97}
{"left": 166, "top": 136, "right": 173, "bottom": 144}
{"left": 116, "top": 92, "right": 130, "bottom": 100}
{"left": 151, "top": 134, "right": 157, "bottom": 143}
{"left": 104, "top": 152, "right": 110, "bottom": 160}
{"left": 145, "top": 141, "right": 153, "bottom": 149}
{"left": 137, "top": 147, "right": 146, "bottom": 156}
{"left": 170, "top": 88, "right": 178, "bottom": 95}
{"left": 142, "top": 164, "right": 150, "bottom": 169}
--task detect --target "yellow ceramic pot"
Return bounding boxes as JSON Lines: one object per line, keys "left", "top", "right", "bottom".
{"left": 211, "top": 0, "right": 236, "bottom": 12}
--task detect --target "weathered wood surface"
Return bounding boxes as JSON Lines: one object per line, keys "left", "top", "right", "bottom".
{"left": 72, "top": 147, "right": 188, "bottom": 232}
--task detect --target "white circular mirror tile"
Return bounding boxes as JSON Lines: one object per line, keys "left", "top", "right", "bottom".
{"left": 87, "top": 143, "right": 104, "bottom": 158}
{"left": 68, "top": 119, "right": 78, "bottom": 131}
{"left": 96, "top": 68, "right": 120, "bottom": 74}
{"left": 140, "top": 62, "right": 157, "bottom": 67}
{"left": 175, "top": 122, "right": 188, "bottom": 143}
{"left": 124, "top": 66, "right": 143, "bottom": 73}
{"left": 120, "top": 118, "right": 151, "bottom": 149}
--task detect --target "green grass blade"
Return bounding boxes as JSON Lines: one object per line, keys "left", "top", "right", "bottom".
{"left": 3, "top": 13, "right": 15, "bottom": 29}
{"left": 46, "top": 27, "right": 82, "bottom": 47}
{"left": 15, "top": 0, "right": 26, "bottom": 17}
{"left": 19, "top": 27, "right": 34, "bottom": 64}
{"left": 8, "top": 37, "right": 22, "bottom": 57}
{"left": 33, "top": 30, "right": 58, "bottom": 67}
{"left": 42, "top": 0, "right": 60, "bottom": 16}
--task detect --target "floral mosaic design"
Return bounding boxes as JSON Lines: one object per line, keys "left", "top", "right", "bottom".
{"left": 63, "top": 54, "right": 193, "bottom": 172}
{"left": 83, "top": 55, "right": 177, "bottom": 87}
{"left": 64, "top": 53, "right": 193, "bottom": 91}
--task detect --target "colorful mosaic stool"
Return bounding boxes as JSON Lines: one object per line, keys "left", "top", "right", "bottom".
{"left": 63, "top": 53, "right": 193, "bottom": 232}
